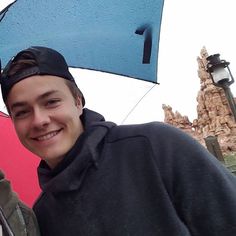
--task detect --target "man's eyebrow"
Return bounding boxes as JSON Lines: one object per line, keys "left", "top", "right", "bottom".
{"left": 10, "top": 90, "right": 60, "bottom": 110}
{"left": 10, "top": 101, "right": 28, "bottom": 110}
{"left": 38, "top": 90, "right": 60, "bottom": 100}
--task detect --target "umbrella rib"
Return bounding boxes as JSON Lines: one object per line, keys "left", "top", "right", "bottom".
{"left": 121, "top": 83, "right": 157, "bottom": 124}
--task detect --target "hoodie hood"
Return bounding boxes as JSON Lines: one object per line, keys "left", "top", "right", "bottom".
{"left": 37, "top": 108, "right": 116, "bottom": 193}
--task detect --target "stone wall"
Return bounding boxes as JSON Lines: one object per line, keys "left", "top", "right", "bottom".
{"left": 163, "top": 47, "right": 236, "bottom": 154}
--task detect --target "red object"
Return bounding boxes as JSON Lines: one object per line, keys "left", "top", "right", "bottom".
{"left": 0, "top": 111, "right": 41, "bottom": 207}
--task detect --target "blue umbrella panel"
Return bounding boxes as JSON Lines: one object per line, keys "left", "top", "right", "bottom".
{"left": 0, "top": 0, "right": 164, "bottom": 83}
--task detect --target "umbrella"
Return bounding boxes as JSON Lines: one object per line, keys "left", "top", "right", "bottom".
{"left": 0, "top": 111, "right": 40, "bottom": 207}
{"left": 0, "top": 0, "right": 164, "bottom": 83}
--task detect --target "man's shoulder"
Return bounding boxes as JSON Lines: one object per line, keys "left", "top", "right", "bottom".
{"left": 107, "top": 121, "right": 182, "bottom": 142}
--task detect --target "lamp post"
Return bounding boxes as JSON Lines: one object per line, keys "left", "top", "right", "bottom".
{"left": 206, "top": 53, "right": 236, "bottom": 122}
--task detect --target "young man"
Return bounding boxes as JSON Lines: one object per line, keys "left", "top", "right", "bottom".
{"left": 0, "top": 169, "right": 40, "bottom": 235}
{"left": 1, "top": 46, "right": 236, "bottom": 236}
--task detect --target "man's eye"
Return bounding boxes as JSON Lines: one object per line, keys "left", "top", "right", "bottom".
{"left": 13, "top": 110, "right": 29, "bottom": 119}
{"left": 46, "top": 99, "right": 60, "bottom": 107}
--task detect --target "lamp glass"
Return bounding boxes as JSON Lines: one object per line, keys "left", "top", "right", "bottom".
{"left": 212, "top": 67, "right": 230, "bottom": 84}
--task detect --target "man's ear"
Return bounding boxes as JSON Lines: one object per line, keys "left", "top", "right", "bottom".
{"left": 75, "top": 96, "right": 83, "bottom": 108}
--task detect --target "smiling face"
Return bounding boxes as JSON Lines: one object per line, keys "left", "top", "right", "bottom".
{"left": 7, "top": 75, "right": 84, "bottom": 168}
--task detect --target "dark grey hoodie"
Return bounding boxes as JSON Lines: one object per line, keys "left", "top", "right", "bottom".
{"left": 34, "top": 109, "right": 236, "bottom": 236}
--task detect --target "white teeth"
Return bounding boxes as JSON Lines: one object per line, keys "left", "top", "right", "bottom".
{"left": 36, "top": 131, "right": 59, "bottom": 141}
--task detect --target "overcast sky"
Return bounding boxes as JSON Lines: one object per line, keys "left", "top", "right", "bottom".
{"left": 1, "top": 0, "right": 236, "bottom": 124}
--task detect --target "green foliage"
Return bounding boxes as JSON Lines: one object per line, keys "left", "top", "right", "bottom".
{"left": 223, "top": 153, "right": 236, "bottom": 175}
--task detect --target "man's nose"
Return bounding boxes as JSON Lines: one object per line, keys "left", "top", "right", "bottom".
{"left": 31, "top": 108, "right": 50, "bottom": 128}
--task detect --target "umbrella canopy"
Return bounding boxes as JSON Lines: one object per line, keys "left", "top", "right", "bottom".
{"left": 0, "top": 0, "right": 164, "bottom": 83}
{"left": 0, "top": 111, "right": 40, "bottom": 207}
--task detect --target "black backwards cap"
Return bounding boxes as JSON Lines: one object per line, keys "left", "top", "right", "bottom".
{"left": 0, "top": 46, "right": 85, "bottom": 106}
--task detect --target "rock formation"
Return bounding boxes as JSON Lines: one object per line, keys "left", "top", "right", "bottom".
{"left": 163, "top": 47, "right": 236, "bottom": 154}
{"left": 162, "top": 104, "right": 193, "bottom": 135}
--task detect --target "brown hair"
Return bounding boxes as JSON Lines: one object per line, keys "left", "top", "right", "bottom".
{"left": 7, "top": 52, "right": 37, "bottom": 77}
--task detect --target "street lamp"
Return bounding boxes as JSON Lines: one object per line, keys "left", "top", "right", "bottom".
{"left": 206, "top": 53, "right": 236, "bottom": 121}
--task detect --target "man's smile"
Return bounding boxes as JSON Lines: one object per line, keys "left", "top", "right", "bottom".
{"left": 32, "top": 129, "right": 62, "bottom": 141}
